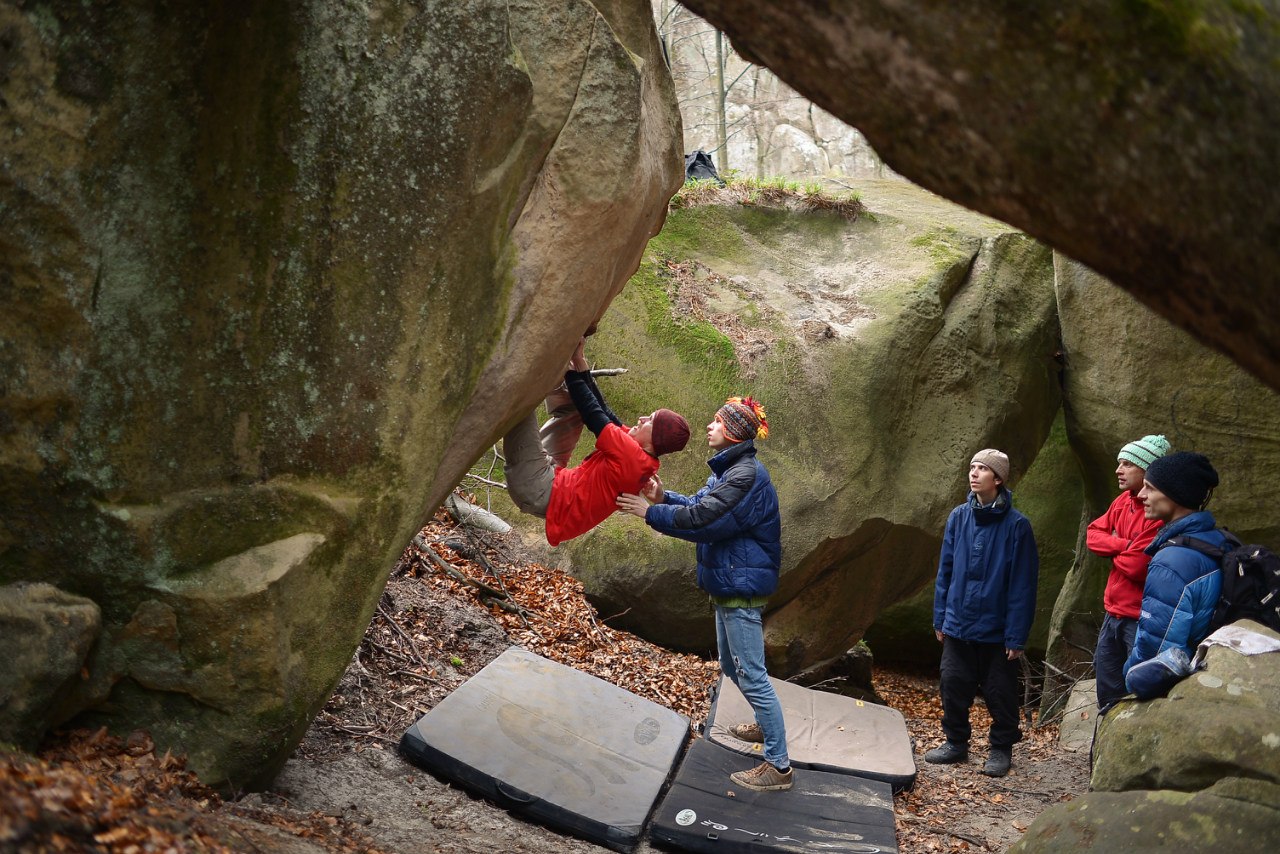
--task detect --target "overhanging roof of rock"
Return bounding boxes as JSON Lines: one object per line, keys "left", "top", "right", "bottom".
{"left": 679, "top": 0, "right": 1280, "bottom": 392}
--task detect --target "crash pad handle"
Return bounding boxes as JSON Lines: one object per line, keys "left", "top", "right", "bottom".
{"left": 494, "top": 782, "right": 536, "bottom": 806}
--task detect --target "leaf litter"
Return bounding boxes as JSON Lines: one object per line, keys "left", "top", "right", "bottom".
{"left": 2, "top": 496, "right": 1087, "bottom": 852}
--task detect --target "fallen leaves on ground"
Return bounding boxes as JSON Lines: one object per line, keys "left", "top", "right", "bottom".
{"left": 416, "top": 522, "right": 721, "bottom": 722}
{"left": 1, "top": 728, "right": 388, "bottom": 853}
{"left": 878, "top": 668, "right": 1087, "bottom": 851}
{"left": 1, "top": 502, "right": 1087, "bottom": 853}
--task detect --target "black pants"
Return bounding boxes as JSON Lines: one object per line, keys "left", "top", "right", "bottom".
{"left": 939, "top": 637, "right": 1023, "bottom": 749}
{"left": 1093, "top": 613, "right": 1138, "bottom": 713}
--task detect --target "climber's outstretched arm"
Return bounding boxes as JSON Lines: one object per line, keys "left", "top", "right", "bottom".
{"left": 565, "top": 340, "right": 623, "bottom": 437}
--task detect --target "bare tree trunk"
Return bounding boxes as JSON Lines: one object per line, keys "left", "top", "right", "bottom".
{"left": 655, "top": 0, "right": 672, "bottom": 62}
{"left": 801, "top": 103, "right": 833, "bottom": 174}
{"left": 750, "top": 67, "right": 774, "bottom": 179}
{"left": 715, "top": 30, "right": 728, "bottom": 174}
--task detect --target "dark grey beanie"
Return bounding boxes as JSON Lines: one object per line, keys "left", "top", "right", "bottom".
{"left": 1144, "top": 451, "right": 1219, "bottom": 510}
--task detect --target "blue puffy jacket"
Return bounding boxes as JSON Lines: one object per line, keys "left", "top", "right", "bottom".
{"left": 1123, "top": 511, "right": 1224, "bottom": 681}
{"left": 933, "top": 489, "right": 1039, "bottom": 649}
{"left": 644, "top": 441, "right": 782, "bottom": 598}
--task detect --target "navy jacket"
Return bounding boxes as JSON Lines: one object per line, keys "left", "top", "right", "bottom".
{"left": 933, "top": 489, "right": 1040, "bottom": 649}
{"left": 645, "top": 441, "right": 782, "bottom": 598}
{"left": 1123, "top": 510, "right": 1225, "bottom": 680}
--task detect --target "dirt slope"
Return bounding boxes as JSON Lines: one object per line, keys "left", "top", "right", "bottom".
{"left": 3, "top": 502, "right": 1087, "bottom": 852}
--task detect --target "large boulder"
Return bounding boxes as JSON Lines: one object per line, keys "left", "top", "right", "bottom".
{"left": 0, "top": 0, "right": 680, "bottom": 788}
{"left": 1010, "top": 777, "right": 1280, "bottom": 853}
{"left": 533, "top": 182, "right": 1064, "bottom": 669}
{"left": 864, "top": 410, "right": 1084, "bottom": 664}
{"left": 1017, "top": 621, "right": 1280, "bottom": 850}
{"left": 1090, "top": 620, "right": 1280, "bottom": 793}
{"left": 678, "top": 0, "right": 1280, "bottom": 393}
{"left": 0, "top": 583, "right": 100, "bottom": 750}
{"left": 1043, "top": 259, "right": 1280, "bottom": 690}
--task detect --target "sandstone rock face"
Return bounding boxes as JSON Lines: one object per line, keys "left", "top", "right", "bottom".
{"left": 544, "top": 182, "right": 1063, "bottom": 669}
{"left": 1010, "top": 777, "right": 1280, "bottom": 853}
{"left": 762, "top": 230, "right": 1061, "bottom": 671}
{"left": 1091, "top": 620, "right": 1280, "bottom": 793}
{"left": 0, "top": 583, "right": 101, "bottom": 749}
{"left": 524, "top": 188, "right": 1280, "bottom": 681}
{"left": 1018, "top": 621, "right": 1280, "bottom": 850}
{"left": 678, "top": 0, "right": 1280, "bottom": 393}
{"left": 0, "top": 0, "right": 680, "bottom": 788}
{"left": 864, "top": 411, "right": 1083, "bottom": 664}
{"left": 1043, "top": 259, "right": 1280, "bottom": 685}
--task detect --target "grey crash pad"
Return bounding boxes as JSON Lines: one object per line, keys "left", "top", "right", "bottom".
{"left": 706, "top": 674, "right": 917, "bottom": 791}
{"left": 399, "top": 646, "right": 689, "bottom": 852}
{"left": 650, "top": 736, "right": 899, "bottom": 853}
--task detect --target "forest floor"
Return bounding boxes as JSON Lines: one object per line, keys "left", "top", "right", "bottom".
{"left": 2, "top": 504, "right": 1089, "bottom": 853}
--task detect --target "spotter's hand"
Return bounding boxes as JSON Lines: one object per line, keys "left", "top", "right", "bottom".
{"left": 616, "top": 493, "right": 649, "bottom": 518}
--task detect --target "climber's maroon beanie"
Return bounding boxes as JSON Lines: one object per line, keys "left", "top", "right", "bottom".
{"left": 651, "top": 409, "right": 690, "bottom": 456}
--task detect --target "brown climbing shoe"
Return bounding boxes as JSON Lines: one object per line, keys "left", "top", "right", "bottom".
{"left": 730, "top": 761, "right": 793, "bottom": 791}
{"left": 728, "top": 722, "right": 764, "bottom": 743}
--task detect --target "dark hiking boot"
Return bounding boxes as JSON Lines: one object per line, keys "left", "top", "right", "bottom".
{"left": 982, "top": 747, "right": 1012, "bottom": 777}
{"left": 728, "top": 722, "right": 765, "bottom": 743}
{"left": 730, "top": 761, "right": 793, "bottom": 791}
{"left": 924, "top": 742, "right": 968, "bottom": 764}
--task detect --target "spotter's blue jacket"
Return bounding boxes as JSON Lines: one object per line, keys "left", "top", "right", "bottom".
{"left": 644, "top": 441, "right": 782, "bottom": 598}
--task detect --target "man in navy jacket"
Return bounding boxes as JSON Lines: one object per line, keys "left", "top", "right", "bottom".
{"left": 926, "top": 449, "right": 1039, "bottom": 778}
{"left": 1123, "top": 452, "right": 1224, "bottom": 686}
{"left": 617, "top": 396, "right": 790, "bottom": 791}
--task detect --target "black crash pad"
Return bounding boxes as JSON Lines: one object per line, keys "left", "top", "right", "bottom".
{"left": 649, "top": 737, "right": 898, "bottom": 853}
{"left": 706, "top": 674, "right": 917, "bottom": 792}
{"left": 398, "top": 646, "right": 688, "bottom": 852}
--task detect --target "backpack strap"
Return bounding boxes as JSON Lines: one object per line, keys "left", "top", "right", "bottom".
{"left": 1165, "top": 528, "right": 1240, "bottom": 561}
{"left": 1166, "top": 535, "right": 1224, "bottom": 559}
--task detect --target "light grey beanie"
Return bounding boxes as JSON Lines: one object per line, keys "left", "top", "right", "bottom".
{"left": 970, "top": 449, "right": 1010, "bottom": 483}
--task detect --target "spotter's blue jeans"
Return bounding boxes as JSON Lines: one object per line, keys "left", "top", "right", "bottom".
{"left": 715, "top": 605, "right": 789, "bottom": 769}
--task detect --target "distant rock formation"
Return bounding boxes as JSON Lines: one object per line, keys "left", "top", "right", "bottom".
{"left": 678, "top": 0, "right": 1280, "bottom": 393}
{"left": 555, "top": 183, "right": 1066, "bottom": 665}
{"left": 544, "top": 183, "right": 1280, "bottom": 678}
{"left": 1042, "top": 260, "right": 1280, "bottom": 688}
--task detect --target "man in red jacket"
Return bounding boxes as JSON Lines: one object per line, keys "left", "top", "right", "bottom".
{"left": 503, "top": 339, "right": 689, "bottom": 546}
{"left": 1086, "top": 434, "right": 1171, "bottom": 713}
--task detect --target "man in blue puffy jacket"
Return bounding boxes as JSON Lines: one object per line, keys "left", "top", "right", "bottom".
{"left": 1123, "top": 452, "right": 1224, "bottom": 687}
{"left": 617, "top": 396, "right": 790, "bottom": 791}
{"left": 926, "top": 449, "right": 1039, "bottom": 778}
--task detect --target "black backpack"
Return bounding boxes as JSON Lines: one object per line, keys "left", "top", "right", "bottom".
{"left": 1168, "top": 530, "right": 1280, "bottom": 633}
{"left": 683, "top": 150, "right": 725, "bottom": 186}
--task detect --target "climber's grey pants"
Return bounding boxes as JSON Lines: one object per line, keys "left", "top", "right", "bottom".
{"left": 503, "top": 384, "right": 583, "bottom": 517}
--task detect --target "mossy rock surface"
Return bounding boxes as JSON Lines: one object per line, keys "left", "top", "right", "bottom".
{"left": 865, "top": 411, "right": 1082, "bottom": 664}
{"left": 0, "top": 0, "right": 680, "bottom": 788}
{"left": 541, "top": 182, "right": 1063, "bottom": 665}
{"left": 1011, "top": 777, "right": 1280, "bottom": 853}
{"left": 1090, "top": 620, "right": 1280, "bottom": 794}
{"left": 1042, "top": 258, "right": 1280, "bottom": 686}
{"left": 677, "top": 0, "right": 1280, "bottom": 393}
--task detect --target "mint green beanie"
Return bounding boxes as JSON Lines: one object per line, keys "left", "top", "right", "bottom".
{"left": 1118, "top": 434, "right": 1171, "bottom": 470}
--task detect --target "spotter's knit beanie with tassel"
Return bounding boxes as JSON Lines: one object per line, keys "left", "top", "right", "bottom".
{"left": 716, "top": 396, "right": 769, "bottom": 443}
